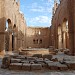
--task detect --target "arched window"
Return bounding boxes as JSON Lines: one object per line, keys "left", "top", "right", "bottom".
{"left": 40, "top": 39, "right": 42, "bottom": 44}
{"left": 33, "top": 39, "right": 35, "bottom": 44}
{"left": 36, "top": 39, "right": 38, "bottom": 44}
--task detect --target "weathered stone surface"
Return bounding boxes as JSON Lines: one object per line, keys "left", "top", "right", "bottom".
{"left": 32, "top": 54, "right": 42, "bottom": 58}
{"left": 1, "top": 56, "right": 11, "bottom": 69}
{"left": 31, "top": 64, "right": 42, "bottom": 70}
{"left": 9, "top": 63, "right": 22, "bottom": 70}
{"left": 21, "top": 60, "right": 29, "bottom": 63}
{"left": 19, "top": 52, "right": 27, "bottom": 55}
{"left": 27, "top": 57, "right": 37, "bottom": 61}
{"left": 15, "top": 55, "right": 25, "bottom": 60}
{"left": 51, "top": 58, "right": 58, "bottom": 62}
{"left": 47, "top": 62, "right": 58, "bottom": 70}
{"left": 43, "top": 54, "right": 52, "bottom": 60}
{"left": 11, "top": 58, "right": 21, "bottom": 63}
{"left": 56, "top": 63, "right": 68, "bottom": 71}
{"left": 64, "top": 61, "right": 75, "bottom": 70}
{"left": 22, "top": 63, "right": 31, "bottom": 71}
{"left": 35, "top": 58, "right": 43, "bottom": 63}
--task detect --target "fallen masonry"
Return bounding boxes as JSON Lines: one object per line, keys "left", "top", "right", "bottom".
{"left": 1, "top": 52, "right": 75, "bottom": 71}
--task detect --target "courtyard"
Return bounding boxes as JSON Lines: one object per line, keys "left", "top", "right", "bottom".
{"left": 1, "top": 51, "right": 75, "bottom": 75}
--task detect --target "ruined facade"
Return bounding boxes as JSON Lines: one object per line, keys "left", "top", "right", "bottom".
{"left": 26, "top": 27, "right": 50, "bottom": 48}
{"left": 51, "top": 0, "right": 75, "bottom": 55}
{"left": 0, "top": 0, "right": 27, "bottom": 55}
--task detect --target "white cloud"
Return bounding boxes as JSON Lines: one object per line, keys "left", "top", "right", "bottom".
{"left": 29, "top": 16, "right": 50, "bottom": 24}
{"left": 30, "top": 0, "right": 54, "bottom": 13}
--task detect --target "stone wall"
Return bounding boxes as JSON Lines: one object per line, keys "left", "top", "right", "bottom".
{"left": 26, "top": 27, "right": 50, "bottom": 48}
{"left": 51, "top": 0, "right": 75, "bottom": 55}
{"left": 0, "top": 0, "right": 27, "bottom": 55}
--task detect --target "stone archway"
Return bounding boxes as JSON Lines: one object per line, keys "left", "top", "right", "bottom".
{"left": 5, "top": 19, "right": 13, "bottom": 52}
{"left": 62, "top": 18, "right": 69, "bottom": 49}
{"left": 12, "top": 24, "right": 17, "bottom": 51}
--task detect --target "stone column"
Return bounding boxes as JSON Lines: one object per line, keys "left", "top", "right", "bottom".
{"left": 58, "top": 33, "right": 62, "bottom": 49}
{"left": 13, "top": 33, "right": 17, "bottom": 51}
{"left": 8, "top": 32, "right": 12, "bottom": 51}
{"left": 62, "top": 31, "right": 66, "bottom": 49}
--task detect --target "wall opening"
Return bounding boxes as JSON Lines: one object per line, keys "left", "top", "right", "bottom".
{"left": 62, "top": 19, "right": 69, "bottom": 49}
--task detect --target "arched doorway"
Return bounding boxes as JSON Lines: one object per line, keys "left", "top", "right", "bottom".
{"left": 62, "top": 18, "right": 69, "bottom": 49}
{"left": 5, "top": 19, "right": 13, "bottom": 52}
{"left": 5, "top": 20, "right": 9, "bottom": 51}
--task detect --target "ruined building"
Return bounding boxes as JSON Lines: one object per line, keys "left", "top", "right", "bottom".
{"left": 0, "top": 0, "right": 51, "bottom": 55}
{"left": 0, "top": 0, "right": 75, "bottom": 56}
{"left": 0, "top": 0, "right": 27, "bottom": 55}
{"left": 51, "top": 0, "right": 75, "bottom": 55}
{"left": 26, "top": 27, "right": 50, "bottom": 48}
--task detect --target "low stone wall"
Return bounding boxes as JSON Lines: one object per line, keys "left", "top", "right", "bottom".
{"left": 21, "top": 48, "right": 50, "bottom": 56}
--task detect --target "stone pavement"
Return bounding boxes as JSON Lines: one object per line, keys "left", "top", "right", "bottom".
{"left": 0, "top": 58, "right": 75, "bottom": 75}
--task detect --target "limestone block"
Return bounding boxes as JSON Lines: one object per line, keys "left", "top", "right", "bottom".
{"left": 54, "top": 49, "right": 59, "bottom": 53}
{"left": 56, "top": 63, "right": 68, "bottom": 70}
{"left": 37, "top": 62, "right": 46, "bottom": 68}
{"left": 10, "top": 54, "right": 18, "bottom": 58}
{"left": 64, "top": 50, "right": 70, "bottom": 54}
{"left": 65, "top": 61, "right": 75, "bottom": 70}
{"left": 30, "top": 61, "right": 35, "bottom": 64}
{"left": 43, "top": 54, "right": 52, "bottom": 60}
{"left": 19, "top": 52, "right": 27, "bottom": 55}
{"left": 1, "top": 56, "right": 11, "bottom": 69}
{"left": 11, "top": 58, "right": 21, "bottom": 63}
{"left": 16, "top": 55, "right": 25, "bottom": 60}
{"left": 44, "top": 60, "right": 53, "bottom": 64}
{"left": 32, "top": 54, "right": 42, "bottom": 58}
{"left": 50, "top": 52, "right": 56, "bottom": 55}
{"left": 31, "top": 64, "right": 42, "bottom": 70}
{"left": 21, "top": 60, "right": 29, "bottom": 63}
{"left": 9, "top": 63, "right": 22, "bottom": 70}
{"left": 47, "top": 62, "right": 58, "bottom": 70}
{"left": 22, "top": 63, "right": 31, "bottom": 71}
{"left": 27, "top": 57, "right": 36, "bottom": 60}
{"left": 51, "top": 58, "right": 58, "bottom": 62}
{"left": 35, "top": 58, "right": 44, "bottom": 63}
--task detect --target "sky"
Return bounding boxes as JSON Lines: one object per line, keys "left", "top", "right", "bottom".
{"left": 20, "top": 0, "right": 59, "bottom": 27}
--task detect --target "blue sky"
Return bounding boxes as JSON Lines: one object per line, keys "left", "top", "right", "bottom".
{"left": 20, "top": 0, "right": 59, "bottom": 27}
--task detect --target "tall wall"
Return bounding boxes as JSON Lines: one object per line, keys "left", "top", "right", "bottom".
{"left": 0, "top": 0, "right": 27, "bottom": 54}
{"left": 26, "top": 27, "right": 50, "bottom": 48}
{"left": 51, "top": 0, "right": 75, "bottom": 55}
